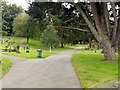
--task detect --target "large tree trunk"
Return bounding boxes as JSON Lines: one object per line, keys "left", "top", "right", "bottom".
{"left": 103, "top": 47, "right": 115, "bottom": 61}
{"left": 91, "top": 3, "right": 116, "bottom": 61}
{"left": 75, "top": 3, "right": 117, "bottom": 61}
{"left": 102, "top": 40, "right": 116, "bottom": 61}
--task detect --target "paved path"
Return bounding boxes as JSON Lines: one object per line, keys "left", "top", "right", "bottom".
{"left": 1, "top": 46, "right": 83, "bottom": 88}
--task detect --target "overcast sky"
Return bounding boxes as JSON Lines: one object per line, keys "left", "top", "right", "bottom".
{"left": 5, "top": 0, "right": 59, "bottom": 10}
{"left": 5, "top": 0, "right": 29, "bottom": 10}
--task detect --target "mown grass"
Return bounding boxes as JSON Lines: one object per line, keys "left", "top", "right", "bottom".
{"left": 2, "top": 36, "right": 77, "bottom": 58}
{"left": 2, "top": 49, "right": 54, "bottom": 58}
{"left": 24, "top": 38, "right": 45, "bottom": 49}
{"left": 0, "top": 57, "right": 12, "bottom": 78}
{"left": 72, "top": 50, "right": 118, "bottom": 88}
{"left": 25, "top": 38, "right": 77, "bottom": 51}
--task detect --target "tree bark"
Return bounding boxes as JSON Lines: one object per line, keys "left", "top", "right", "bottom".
{"left": 59, "top": 27, "right": 64, "bottom": 48}
{"left": 89, "top": 37, "right": 92, "bottom": 49}
{"left": 75, "top": 3, "right": 116, "bottom": 61}
{"left": 75, "top": 4, "right": 102, "bottom": 43}
{"left": 61, "top": 39, "right": 64, "bottom": 48}
{"left": 102, "top": 40, "right": 116, "bottom": 61}
{"left": 112, "top": 18, "right": 120, "bottom": 49}
{"left": 103, "top": 2, "right": 111, "bottom": 37}
{"left": 90, "top": 3, "right": 116, "bottom": 61}
{"left": 111, "top": 2, "right": 118, "bottom": 42}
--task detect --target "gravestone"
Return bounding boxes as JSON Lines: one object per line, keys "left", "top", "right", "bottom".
{"left": 5, "top": 45, "right": 8, "bottom": 49}
{"left": 6, "top": 40, "right": 8, "bottom": 43}
{"left": 26, "top": 45, "right": 30, "bottom": 53}
{"left": 16, "top": 45, "right": 20, "bottom": 53}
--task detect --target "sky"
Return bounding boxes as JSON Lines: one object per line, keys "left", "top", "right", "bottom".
{"left": 5, "top": 0, "right": 29, "bottom": 10}
{"left": 5, "top": 0, "right": 59, "bottom": 10}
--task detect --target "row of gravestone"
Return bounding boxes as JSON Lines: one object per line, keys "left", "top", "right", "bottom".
{"left": 1, "top": 38, "right": 43, "bottom": 58}
{"left": 2, "top": 39, "right": 30, "bottom": 53}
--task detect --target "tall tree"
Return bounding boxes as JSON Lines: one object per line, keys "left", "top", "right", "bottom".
{"left": 13, "top": 13, "right": 44, "bottom": 43}
{"left": 2, "top": 0, "right": 23, "bottom": 36}
{"left": 75, "top": 2, "right": 120, "bottom": 61}
{"left": 13, "top": 13, "right": 30, "bottom": 37}
{"left": 27, "top": 2, "right": 91, "bottom": 47}
{"left": 27, "top": 1, "right": 120, "bottom": 61}
{"left": 41, "top": 23, "right": 60, "bottom": 51}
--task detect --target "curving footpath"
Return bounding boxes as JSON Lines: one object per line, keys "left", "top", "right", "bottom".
{"left": 1, "top": 46, "right": 83, "bottom": 88}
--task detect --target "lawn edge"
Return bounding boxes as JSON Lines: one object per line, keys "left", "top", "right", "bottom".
{"left": 91, "top": 78, "right": 118, "bottom": 88}
{"left": 0, "top": 61, "right": 13, "bottom": 79}
{"left": 2, "top": 53, "right": 53, "bottom": 59}
{"left": 71, "top": 57, "right": 84, "bottom": 88}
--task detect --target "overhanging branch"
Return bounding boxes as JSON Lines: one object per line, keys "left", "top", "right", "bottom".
{"left": 62, "top": 17, "right": 88, "bottom": 26}
{"left": 55, "top": 26, "right": 89, "bottom": 32}
{"left": 103, "top": 2, "right": 111, "bottom": 37}
{"left": 75, "top": 3, "right": 102, "bottom": 43}
{"left": 111, "top": 2, "right": 118, "bottom": 43}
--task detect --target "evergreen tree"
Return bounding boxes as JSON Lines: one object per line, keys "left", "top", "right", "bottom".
{"left": 41, "top": 24, "right": 60, "bottom": 51}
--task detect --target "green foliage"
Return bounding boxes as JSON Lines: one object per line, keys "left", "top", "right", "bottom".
{"left": 2, "top": 0, "right": 23, "bottom": 35}
{"left": 13, "top": 13, "right": 34, "bottom": 38}
{"left": 13, "top": 13, "right": 46, "bottom": 39}
{"left": 27, "top": 2, "right": 61, "bottom": 20}
{"left": 13, "top": 13, "right": 30, "bottom": 37}
{"left": 0, "top": 57, "right": 12, "bottom": 78}
{"left": 27, "top": 2, "right": 94, "bottom": 46}
{"left": 72, "top": 51, "right": 118, "bottom": 88}
{"left": 41, "top": 24, "right": 60, "bottom": 49}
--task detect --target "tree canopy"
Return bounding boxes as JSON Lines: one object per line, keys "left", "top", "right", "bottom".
{"left": 27, "top": 1, "right": 120, "bottom": 61}
{"left": 2, "top": 0, "right": 23, "bottom": 36}
{"left": 41, "top": 24, "right": 60, "bottom": 50}
{"left": 27, "top": 1, "right": 93, "bottom": 47}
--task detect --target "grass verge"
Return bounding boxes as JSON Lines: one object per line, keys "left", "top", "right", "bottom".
{"left": 72, "top": 50, "right": 118, "bottom": 88}
{"left": 0, "top": 57, "right": 12, "bottom": 78}
{"left": 2, "top": 49, "right": 54, "bottom": 58}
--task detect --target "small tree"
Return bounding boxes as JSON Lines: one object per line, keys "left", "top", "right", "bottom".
{"left": 13, "top": 13, "right": 30, "bottom": 37}
{"left": 41, "top": 24, "right": 60, "bottom": 51}
{"left": 13, "top": 13, "right": 43, "bottom": 43}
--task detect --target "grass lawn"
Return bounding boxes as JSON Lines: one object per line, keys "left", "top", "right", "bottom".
{"left": 2, "top": 36, "right": 77, "bottom": 58}
{"left": 0, "top": 57, "right": 12, "bottom": 78}
{"left": 2, "top": 49, "right": 54, "bottom": 58}
{"left": 72, "top": 50, "right": 118, "bottom": 88}
{"left": 25, "top": 38, "right": 77, "bottom": 51}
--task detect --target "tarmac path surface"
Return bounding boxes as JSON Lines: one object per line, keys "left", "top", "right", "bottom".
{"left": 1, "top": 46, "right": 83, "bottom": 88}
